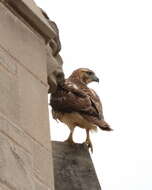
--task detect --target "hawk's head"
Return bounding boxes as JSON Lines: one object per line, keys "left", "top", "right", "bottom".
{"left": 70, "top": 68, "right": 99, "bottom": 84}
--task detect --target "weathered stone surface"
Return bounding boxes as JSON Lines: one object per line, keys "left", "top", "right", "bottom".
{"left": 0, "top": 3, "right": 47, "bottom": 83}
{"left": 0, "top": 114, "right": 55, "bottom": 190}
{"left": 18, "top": 65, "right": 51, "bottom": 149}
{"left": 0, "top": 113, "right": 33, "bottom": 154}
{"left": 33, "top": 142, "right": 53, "bottom": 188}
{"left": 4, "top": 0, "right": 56, "bottom": 40}
{"left": 0, "top": 45, "right": 17, "bottom": 75}
{"left": 34, "top": 178, "right": 51, "bottom": 190}
{"left": 0, "top": 62, "right": 20, "bottom": 126}
{"left": 41, "top": 10, "right": 61, "bottom": 56}
{"left": 47, "top": 45, "right": 64, "bottom": 93}
{"left": 0, "top": 182, "right": 10, "bottom": 190}
{"left": 0, "top": 1, "right": 64, "bottom": 190}
{"left": 52, "top": 141, "right": 101, "bottom": 190}
{"left": 0, "top": 132, "right": 34, "bottom": 190}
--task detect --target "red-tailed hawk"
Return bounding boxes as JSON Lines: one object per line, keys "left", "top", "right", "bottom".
{"left": 50, "top": 68, "right": 112, "bottom": 152}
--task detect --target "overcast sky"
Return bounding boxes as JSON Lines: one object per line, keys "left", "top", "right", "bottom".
{"left": 35, "top": 1, "right": 152, "bottom": 189}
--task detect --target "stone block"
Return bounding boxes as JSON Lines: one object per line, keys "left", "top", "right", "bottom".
{"left": 33, "top": 141, "right": 54, "bottom": 189}
{"left": 0, "top": 45, "right": 17, "bottom": 75}
{"left": 0, "top": 113, "right": 33, "bottom": 154}
{"left": 18, "top": 65, "right": 50, "bottom": 149}
{"left": 52, "top": 141, "right": 101, "bottom": 190}
{"left": 0, "top": 132, "right": 34, "bottom": 190}
{"left": 0, "top": 115, "right": 55, "bottom": 190}
{"left": 0, "top": 1, "right": 56, "bottom": 190}
{"left": 0, "top": 62, "right": 20, "bottom": 126}
{"left": 34, "top": 178, "right": 51, "bottom": 190}
{"left": 0, "top": 3, "right": 47, "bottom": 83}
{"left": 5, "top": 0, "right": 56, "bottom": 39}
{"left": 0, "top": 183, "right": 10, "bottom": 190}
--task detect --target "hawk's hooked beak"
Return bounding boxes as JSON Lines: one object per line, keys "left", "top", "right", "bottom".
{"left": 92, "top": 75, "right": 99, "bottom": 83}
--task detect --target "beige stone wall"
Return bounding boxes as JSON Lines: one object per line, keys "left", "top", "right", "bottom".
{"left": 0, "top": 1, "right": 59, "bottom": 190}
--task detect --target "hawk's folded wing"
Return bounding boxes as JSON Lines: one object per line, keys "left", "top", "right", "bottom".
{"left": 50, "top": 81, "right": 104, "bottom": 119}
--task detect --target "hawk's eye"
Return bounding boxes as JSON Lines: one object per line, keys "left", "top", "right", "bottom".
{"left": 87, "top": 71, "right": 93, "bottom": 75}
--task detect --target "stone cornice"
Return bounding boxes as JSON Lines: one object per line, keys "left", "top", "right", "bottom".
{"left": 1, "top": 0, "right": 56, "bottom": 41}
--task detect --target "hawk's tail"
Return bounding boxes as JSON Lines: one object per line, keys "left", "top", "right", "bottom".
{"left": 98, "top": 120, "right": 113, "bottom": 131}
{"left": 82, "top": 114, "right": 113, "bottom": 131}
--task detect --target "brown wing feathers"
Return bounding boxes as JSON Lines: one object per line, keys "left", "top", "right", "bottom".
{"left": 51, "top": 84, "right": 98, "bottom": 116}
{"left": 50, "top": 70, "right": 112, "bottom": 131}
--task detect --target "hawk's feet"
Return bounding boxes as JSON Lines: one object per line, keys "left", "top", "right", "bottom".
{"left": 85, "top": 139, "right": 93, "bottom": 153}
{"left": 64, "top": 138, "right": 75, "bottom": 145}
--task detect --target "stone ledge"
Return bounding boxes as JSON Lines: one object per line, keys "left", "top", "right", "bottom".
{"left": 52, "top": 141, "right": 101, "bottom": 190}
{"left": 1, "top": 0, "right": 56, "bottom": 41}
